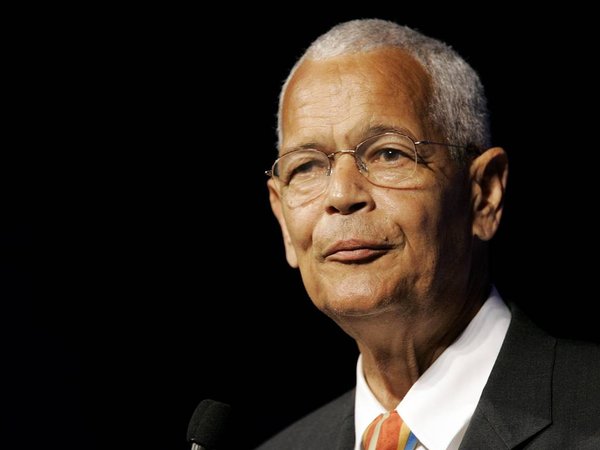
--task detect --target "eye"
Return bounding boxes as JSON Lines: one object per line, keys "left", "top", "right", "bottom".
{"left": 368, "top": 147, "right": 414, "bottom": 164}
{"left": 288, "top": 160, "right": 322, "bottom": 180}
{"left": 278, "top": 151, "right": 328, "bottom": 184}
{"left": 374, "top": 148, "right": 407, "bottom": 162}
{"left": 294, "top": 160, "right": 320, "bottom": 174}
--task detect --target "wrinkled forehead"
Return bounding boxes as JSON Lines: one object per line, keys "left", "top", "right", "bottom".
{"left": 280, "top": 48, "right": 433, "bottom": 148}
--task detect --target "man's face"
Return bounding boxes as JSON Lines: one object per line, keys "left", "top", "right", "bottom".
{"left": 269, "top": 48, "right": 475, "bottom": 319}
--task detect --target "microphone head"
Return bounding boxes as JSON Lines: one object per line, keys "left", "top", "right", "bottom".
{"left": 187, "top": 399, "right": 232, "bottom": 449}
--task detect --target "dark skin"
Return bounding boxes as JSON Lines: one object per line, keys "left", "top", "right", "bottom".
{"left": 268, "top": 48, "right": 508, "bottom": 409}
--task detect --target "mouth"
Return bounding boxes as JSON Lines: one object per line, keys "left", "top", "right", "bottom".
{"left": 323, "top": 239, "right": 394, "bottom": 264}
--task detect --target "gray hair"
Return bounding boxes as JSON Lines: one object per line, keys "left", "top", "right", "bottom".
{"left": 277, "top": 19, "right": 491, "bottom": 160}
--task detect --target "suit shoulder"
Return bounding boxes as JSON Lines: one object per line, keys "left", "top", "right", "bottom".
{"left": 555, "top": 338, "right": 600, "bottom": 372}
{"left": 553, "top": 338, "right": 600, "bottom": 386}
{"left": 255, "top": 389, "right": 355, "bottom": 450}
{"left": 550, "top": 338, "right": 600, "bottom": 440}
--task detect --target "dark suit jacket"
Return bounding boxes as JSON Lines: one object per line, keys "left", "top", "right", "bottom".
{"left": 256, "top": 306, "right": 600, "bottom": 449}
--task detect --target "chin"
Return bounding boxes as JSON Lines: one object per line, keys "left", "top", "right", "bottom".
{"left": 317, "top": 293, "right": 397, "bottom": 319}
{"left": 307, "top": 273, "right": 396, "bottom": 314}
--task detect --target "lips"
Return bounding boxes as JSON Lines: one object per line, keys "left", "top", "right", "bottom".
{"left": 323, "top": 239, "right": 393, "bottom": 263}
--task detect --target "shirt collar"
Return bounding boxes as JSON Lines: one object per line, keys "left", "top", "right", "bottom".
{"left": 354, "top": 287, "right": 511, "bottom": 450}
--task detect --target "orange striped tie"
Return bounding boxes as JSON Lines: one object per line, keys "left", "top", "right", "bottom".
{"left": 361, "top": 410, "right": 417, "bottom": 450}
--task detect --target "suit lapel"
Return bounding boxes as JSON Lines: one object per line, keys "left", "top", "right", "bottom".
{"left": 460, "top": 305, "right": 554, "bottom": 449}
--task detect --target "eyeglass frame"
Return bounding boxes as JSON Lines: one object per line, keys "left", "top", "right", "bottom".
{"left": 265, "top": 130, "right": 481, "bottom": 182}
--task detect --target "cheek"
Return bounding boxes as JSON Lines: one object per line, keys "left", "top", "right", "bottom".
{"left": 414, "top": 188, "right": 472, "bottom": 272}
{"left": 283, "top": 204, "right": 320, "bottom": 254}
{"left": 378, "top": 190, "right": 435, "bottom": 238}
{"left": 378, "top": 189, "right": 459, "bottom": 266}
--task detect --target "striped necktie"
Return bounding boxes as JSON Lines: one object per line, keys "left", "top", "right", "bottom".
{"left": 361, "top": 410, "right": 418, "bottom": 450}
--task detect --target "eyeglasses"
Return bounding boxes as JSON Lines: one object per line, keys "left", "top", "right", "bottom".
{"left": 265, "top": 131, "right": 474, "bottom": 208}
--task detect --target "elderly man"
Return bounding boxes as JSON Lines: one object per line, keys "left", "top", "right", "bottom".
{"left": 258, "top": 19, "right": 600, "bottom": 449}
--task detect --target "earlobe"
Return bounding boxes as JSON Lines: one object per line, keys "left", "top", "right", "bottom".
{"left": 268, "top": 179, "right": 299, "bottom": 268}
{"left": 470, "top": 147, "right": 509, "bottom": 241}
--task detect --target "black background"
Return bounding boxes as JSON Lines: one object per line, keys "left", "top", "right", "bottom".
{"left": 6, "top": 5, "right": 600, "bottom": 450}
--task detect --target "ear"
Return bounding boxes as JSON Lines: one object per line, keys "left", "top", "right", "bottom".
{"left": 267, "top": 179, "right": 299, "bottom": 268}
{"left": 470, "top": 147, "right": 509, "bottom": 241}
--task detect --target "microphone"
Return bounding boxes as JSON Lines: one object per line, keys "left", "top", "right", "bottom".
{"left": 187, "top": 399, "right": 232, "bottom": 450}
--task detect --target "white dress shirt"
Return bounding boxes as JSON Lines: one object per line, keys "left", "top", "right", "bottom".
{"left": 354, "top": 287, "right": 511, "bottom": 450}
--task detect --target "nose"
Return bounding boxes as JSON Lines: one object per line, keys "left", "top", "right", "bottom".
{"left": 324, "top": 153, "right": 375, "bottom": 215}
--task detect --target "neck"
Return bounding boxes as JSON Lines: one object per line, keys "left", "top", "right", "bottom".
{"left": 336, "top": 277, "right": 490, "bottom": 410}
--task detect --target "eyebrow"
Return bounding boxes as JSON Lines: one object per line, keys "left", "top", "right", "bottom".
{"left": 360, "top": 123, "right": 417, "bottom": 140}
{"left": 281, "top": 123, "right": 417, "bottom": 155}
